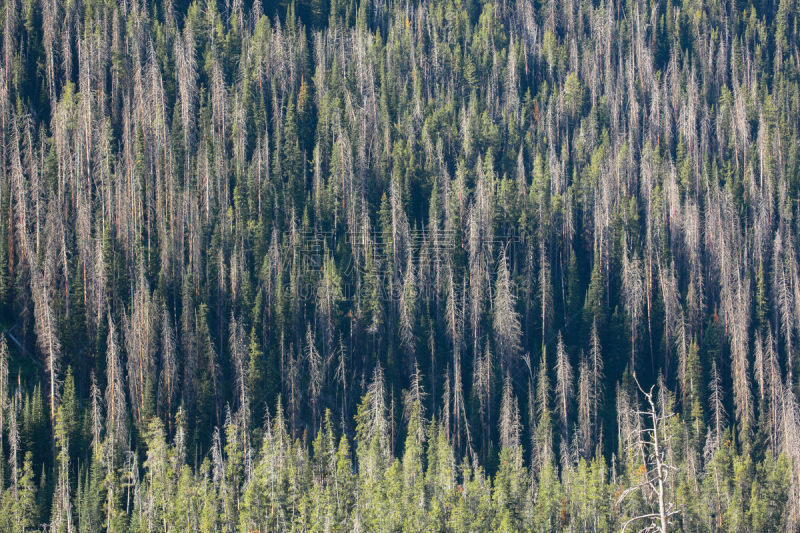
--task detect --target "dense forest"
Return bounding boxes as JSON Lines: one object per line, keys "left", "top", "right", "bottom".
{"left": 0, "top": 0, "right": 798, "bottom": 529}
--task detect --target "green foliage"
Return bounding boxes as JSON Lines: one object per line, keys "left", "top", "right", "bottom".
{"left": 0, "top": 0, "right": 798, "bottom": 528}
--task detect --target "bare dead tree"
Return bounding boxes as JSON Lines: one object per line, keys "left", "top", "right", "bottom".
{"left": 539, "top": 240, "right": 552, "bottom": 348}
{"left": 618, "top": 375, "right": 679, "bottom": 533}
{"left": 708, "top": 360, "right": 727, "bottom": 451}
{"left": 555, "top": 331, "right": 573, "bottom": 435}
{"left": 8, "top": 393, "right": 19, "bottom": 498}
{"left": 90, "top": 371, "right": 103, "bottom": 452}
{"left": 498, "top": 373, "right": 523, "bottom": 468}
{"left": 494, "top": 248, "right": 522, "bottom": 372}
{"left": 781, "top": 382, "right": 800, "bottom": 531}
{"left": 473, "top": 340, "right": 493, "bottom": 450}
{"left": 305, "top": 324, "right": 322, "bottom": 432}
{"left": 467, "top": 206, "right": 486, "bottom": 358}
{"left": 158, "top": 308, "right": 178, "bottom": 432}
{"left": 398, "top": 253, "right": 417, "bottom": 357}
{"left": 577, "top": 355, "right": 592, "bottom": 457}
{"left": 621, "top": 243, "right": 645, "bottom": 371}
{"left": 0, "top": 335, "right": 7, "bottom": 440}
{"left": 124, "top": 267, "right": 157, "bottom": 424}
{"left": 31, "top": 266, "right": 61, "bottom": 425}
{"left": 105, "top": 314, "right": 128, "bottom": 454}
{"left": 766, "top": 326, "right": 783, "bottom": 454}
{"left": 590, "top": 319, "right": 604, "bottom": 449}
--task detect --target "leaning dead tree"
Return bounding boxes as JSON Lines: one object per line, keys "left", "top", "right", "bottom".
{"left": 618, "top": 375, "right": 679, "bottom": 533}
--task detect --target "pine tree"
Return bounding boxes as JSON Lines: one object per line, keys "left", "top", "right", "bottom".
{"left": 31, "top": 268, "right": 61, "bottom": 425}
{"left": 13, "top": 452, "right": 39, "bottom": 532}
{"left": 0, "top": 335, "right": 8, "bottom": 439}
{"left": 159, "top": 308, "right": 178, "bottom": 432}
{"left": 0, "top": 0, "right": 799, "bottom": 528}
{"left": 401, "top": 365, "right": 427, "bottom": 531}
{"left": 105, "top": 315, "right": 128, "bottom": 455}
{"left": 555, "top": 332, "right": 573, "bottom": 436}
{"left": 283, "top": 97, "right": 304, "bottom": 211}
{"left": 51, "top": 403, "right": 74, "bottom": 533}
{"left": 493, "top": 249, "right": 522, "bottom": 372}
{"left": 534, "top": 347, "right": 554, "bottom": 470}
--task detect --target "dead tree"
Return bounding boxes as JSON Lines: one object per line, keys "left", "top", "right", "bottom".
{"left": 618, "top": 375, "right": 679, "bottom": 533}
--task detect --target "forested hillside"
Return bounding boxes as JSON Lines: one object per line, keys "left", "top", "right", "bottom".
{"left": 0, "top": 0, "right": 799, "bottom": 529}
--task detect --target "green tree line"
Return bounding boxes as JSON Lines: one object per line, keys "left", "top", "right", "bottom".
{"left": 0, "top": 0, "right": 798, "bottom": 529}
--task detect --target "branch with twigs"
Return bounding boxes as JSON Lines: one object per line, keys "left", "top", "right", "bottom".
{"left": 616, "top": 373, "right": 680, "bottom": 533}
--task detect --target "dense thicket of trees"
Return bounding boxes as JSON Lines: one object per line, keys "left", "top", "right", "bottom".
{"left": 0, "top": 0, "right": 799, "bottom": 529}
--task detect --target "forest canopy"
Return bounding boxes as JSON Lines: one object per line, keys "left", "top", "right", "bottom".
{"left": 0, "top": 0, "right": 799, "bottom": 530}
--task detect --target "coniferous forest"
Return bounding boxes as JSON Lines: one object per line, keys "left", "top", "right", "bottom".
{"left": 0, "top": 0, "right": 799, "bottom": 529}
